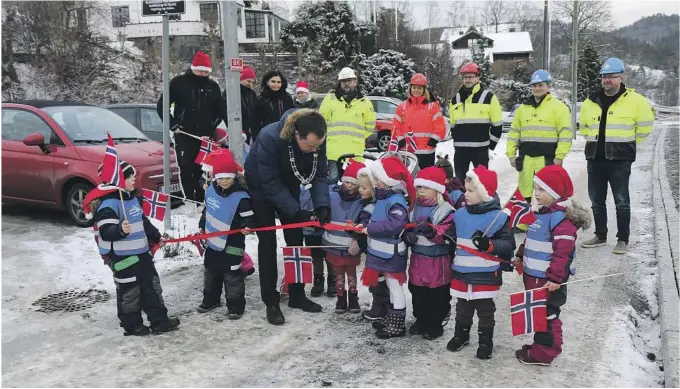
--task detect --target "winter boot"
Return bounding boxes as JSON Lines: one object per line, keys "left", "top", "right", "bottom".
{"left": 310, "top": 275, "right": 325, "bottom": 297}
{"left": 288, "top": 283, "right": 322, "bottom": 312}
{"left": 123, "top": 324, "right": 150, "bottom": 337}
{"left": 151, "top": 318, "right": 180, "bottom": 334}
{"left": 372, "top": 318, "right": 386, "bottom": 330}
{"left": 266, "top": 304, "right": 285, "bottom": 325}
{"left": 196, "top": 302, "right": 221, "bottom": 313}
{"left": 409, "top": 320, "right": 424, "bottom": 335}
{"left": 476, "top": 327, "right": 494, "bottom": 359}
{"left": 335, "top": 293, "right": 348, "bottom": 314}
{"left": 446, "top": 322, "right": 471, "bottom": 352}
{"left": 376, "top": 308, "right": 406, "bottom": 339}
{"left": 515, "top": 347, "right": 551, "bottom": 366}
{"left": 326, "top": 275, "right": 337, "bottom": 297}
{"left": 347, "top": 291, "right": 361, "bottom": 313}
{"left": 362, "top": 282, "right": 390, "bottom": 321}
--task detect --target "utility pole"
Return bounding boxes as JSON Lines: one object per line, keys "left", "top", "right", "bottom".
{"left": 161, "top": 14, "right": 171, "bottom": 230}
{"left": 394, "top": 2, "right": 398, "bottom": 42}
{"left": 570, "top": 0, "right": 578, "bottom": 139}
{"left": 220, "top": 1, "right": 244, "bottom": 164}
{"left": 543, "top": 0, "right": 551, "bottom": 70}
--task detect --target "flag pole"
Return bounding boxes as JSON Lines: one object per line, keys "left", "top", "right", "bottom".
{"left": 510, "top": 272, "right": 625, "bottom": 295}
{"left": 483, "top": 186, "right": 520, "bottom": 235}
{"left": 175, "top": 130, "right": 221, "bottom": 146}
{"left": 118, "top": 188, "right": 128, "bottom": 222}
{"left": 146, "top": 189, "right": 203, "bottom": 205}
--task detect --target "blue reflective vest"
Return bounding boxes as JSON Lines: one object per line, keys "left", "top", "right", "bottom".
{"left": 367, "top": 193, "right": 408, "bottom": 260}
{"left": 523, "top": 211, "right": 576, "bottom": 279}
{"left": 409, "top": 202, "right": 454, "bottom": 257}
{"left": 204, "top": 185, "right": 250, "bottom": 251}
{"left": 322, "top": 186, "right": 363, "bottom": 257}
{"left": 98, "top": 197, "right": 149, "bottom": 256}
{"left": 452, "top": 208, "right": 507, "bottom": 274}
{"left": 449, "top": 189, "right": 464, "bottom": 205}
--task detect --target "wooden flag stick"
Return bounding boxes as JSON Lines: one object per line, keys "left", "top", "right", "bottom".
{"left": 176, "top": 130, "right": 220, "bottom": 146}
{"left": 118, "top": 188, "right": 128, "bottom": 222}
{"left": 511, "top": 272, "right": 625, "bottom": 295}
{"left": 483, "top": 186, "right": 519, "bottom": 235}
{"left": 161, "top": 191, "right": 204, "bottom": 205}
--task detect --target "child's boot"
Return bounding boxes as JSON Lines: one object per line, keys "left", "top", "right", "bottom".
{"left": 151, "top": 317, "right": 181, "bottom": 334}
{"left": 326, "top": 274, "right": 337, "bottom": 297}
{"left": 123, "top": 324, "right": 150, "bottom": 337}
{"left": 446, "top": 322, "right": 471, "bottom": 352}
{"left": 476, "top": 327, "right": 494, "bottom": 359}
{"left": 347, "top": 291, "right": 361, "bottom": 313}
{"left": 362, "top": 281, "right": 389, "bottom": 321}
{"left": 335, "top": 293, "right": 348, "bottom": 313}
{"left": 310, "top": 275, "right": 324, "bottom": 297}
{"left": 376, "top": 308, "right": 406, "bottom": 339}
{"left": 197, "top": 302, "right": 221, "bottom": 313}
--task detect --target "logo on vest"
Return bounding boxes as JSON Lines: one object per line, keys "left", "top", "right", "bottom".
{"left": 528, "top": 217, "right": 543, "bottom": 232}
{"left": 206, "top": 196, "right": 221, "bottom": 210}
{"left": 128, "top": 204, "right": 143, "bottom": 218}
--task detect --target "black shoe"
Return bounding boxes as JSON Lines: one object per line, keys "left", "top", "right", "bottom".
{"left": 197, "top": 302, "right": 221, "bottom": 313}
{"left": 422, "top": 326, "right": 444, "bottom": 340}
{"left": 347, "top": 291, "right": 360, "bottom": 313}
{"left": 244, "top": 268, "right": 256, "bottom": 278}
{"left": 151, "top": 318, "right": 180, "bottom": 334}
{"left": 228, "top": 312, "right": 243, "bottom": 320}
{"left": 289, "top": 294, "right": 323, "bottom": 312}
{"left": 326, "top": 275, "right": 337, "bottom": 297}
{"left": 409, "top": 320, "right": 424, "bottom": 335}
{"left": 372, "top": 318, "right": 386, "bottom": 330}
{"left": 123, "top": 325, "right": 150, "bottom": 337}
{"left": 476, "top": 327, "right": 494, "bottom": 359}
{"left": 266, "top": 304, "right": 285, "bottom": 325}
{"left": 310, "top": 275, "right": 324, "bottom": 297}
{"left": 335, "top": 293, "right": 348, "bottom": 314}
{"left": 446, "top": 322, "right": 471, "bottom": 352}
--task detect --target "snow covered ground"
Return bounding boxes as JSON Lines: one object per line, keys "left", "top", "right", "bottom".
{"left": 1, "top": 128, "right": 669, "bottom": 387}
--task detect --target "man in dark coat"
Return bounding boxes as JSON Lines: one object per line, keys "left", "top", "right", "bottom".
{"left": 156, "top": 51, "right": 223, "bottom": 202}
{"left": 245, "top": 108, "right": 331, "bottom": 325}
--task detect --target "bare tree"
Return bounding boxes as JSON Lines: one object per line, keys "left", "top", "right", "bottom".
{"left": 482, "top": 1, "right": 510, "bottom": 32}
{"left": 553, "top": 0, "right": 613, "bottom": 41}
{"left": 446, "top": 0, "right": 467, "bottom": 28}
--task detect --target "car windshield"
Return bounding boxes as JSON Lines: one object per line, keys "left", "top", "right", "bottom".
{"left": 42, "top": 105, "right": 149, "bottom": 143}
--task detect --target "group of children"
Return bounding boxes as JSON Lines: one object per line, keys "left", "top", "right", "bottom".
{"left": 85, "top": 144, "right": 591, "bottom": 367}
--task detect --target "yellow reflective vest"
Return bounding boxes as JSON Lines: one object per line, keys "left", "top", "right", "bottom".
{"left": 449, "top": 83, "right": 504, "bottom": 150}
{"left": 579, "top": 87, "right": 654, "bottom": 161}
{"left": 319, "top": 92, "right": 376, "bottom": 161}
{"left": 506, "top": 94, "right": 572, "bottom": 160}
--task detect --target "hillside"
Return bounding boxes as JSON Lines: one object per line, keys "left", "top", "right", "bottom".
{"left": 613, "top": 13, "right": 679, "bottom": 45}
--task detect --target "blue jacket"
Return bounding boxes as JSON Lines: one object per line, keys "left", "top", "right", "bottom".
{"left": 244, "top": 109, "right": 330, "bottom": 220}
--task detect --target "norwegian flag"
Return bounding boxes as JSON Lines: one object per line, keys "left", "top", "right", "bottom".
{"left": 194, "top": 138, "right": 214, "bottom": 165}
{"left": 510, "top": 288, "right": 548, "bottom": 336}
{"left": 387, "top": 130, "right": 418, "bottom": 153}
{"left": 141, "top": 189, "right": 169, "bottom": 221}
{"left": 283, "top": 247, "right": 313, "bottom": 284}
{"left": 502, "top": 189, "right": 536, "bottom": 229}
{"left": 101, "top": 132, "right": 124, "bottom": 187}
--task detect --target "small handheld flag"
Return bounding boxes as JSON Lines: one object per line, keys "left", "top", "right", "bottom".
{"left": 194, "top": 138, "right": 214, "bottom": 165}
{"left": 510, "top": 288, "right": 548, "bottom": 336}
{"left": 283, "top": 247, "right": 313, "bottom": 284}
{"left": 502, "top": 189, "right": 536, "bottom": 230}
{"left": 141, "top": 189, "right": 169, "bottom": 222}
{"left": 101, "top": 132, "right": 124, "bottom": 187}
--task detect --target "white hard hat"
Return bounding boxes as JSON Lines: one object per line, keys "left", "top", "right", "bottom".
{"left": 338, "top": 67, "right": 357, "bottom": 80}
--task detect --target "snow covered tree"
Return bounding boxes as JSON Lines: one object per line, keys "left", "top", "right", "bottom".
{"left": 358, "top": 49, "right": 415, "bottom": 99}
{"left": 509, "top": 60, "right": 533, "bottom": 104}
{"left": 577, "top": 40, "right": 602, "bottom": 101}
{"left": 422, "top": 43, "right": 456, "bottom": 107}
{"left": 470, "top": 38, "right": 495, "bottom": 86}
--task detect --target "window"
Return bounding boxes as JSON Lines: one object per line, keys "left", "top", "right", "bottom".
{"left": 111, "top": 6, "right": 130, "bottom": 28}
{"left": 237, "top": 8, "right": 242, "bottom": 27}
{"left": 245, "top": 11, "right": 265, "bottom": 38}
{"left": 373, "top": 100, "right": 398, "bottom": 116}
{"left": 140, "top": 108, "right": 164, "bottom": 133}
{"left": 42, "top": 106, "right": 147, "bottom": 142}
{"left": 509, "top": 27, "right": 516, "bottom": 32}
{"left": 109, "top": 108, "right": 138, "bottom": 127}
{"left": 200, "top": 2, "right": 218, "bottom": 24}
{"left": 2, "top": 109, "right": 60, "bottom": 144}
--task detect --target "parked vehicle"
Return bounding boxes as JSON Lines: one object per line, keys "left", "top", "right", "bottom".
{"left": 2, "top": 101, "right": 182, "bottom": 227}
{"left": 502, "top": 104, "right": 521, "bottom": 133}
{"left": 106, "top": 103, "right": 167, "bottom": 143}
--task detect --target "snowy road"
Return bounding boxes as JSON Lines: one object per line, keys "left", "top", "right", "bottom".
{"left": 1, "top": 129, "right": 669, "bottom": 387}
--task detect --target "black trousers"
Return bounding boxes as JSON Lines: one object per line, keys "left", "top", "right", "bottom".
{"left": 409, "top": 283, "right": 451, "bottom": 332}
{"left": 202, "top": 247, "right": 246, "bottom": 314}
{"left": 416, "top": 153, "right": 436, "bottom": 169}
{"left": 175, "top": 141, "right": 205, "bottom": 202}
{"left": 587, "top": 160, "right": 632, "bottom": 243}
{"left": 453, "top": 147, "right": 489, "bottom": 181}
{"left": 454, "top": 297, "right": 496, "bottom": 330}
{"left": 110, "top": 253, "right": 169, "bottom": 331}
{"left": 253, "top": 198, "right": 306, "bottom": 306}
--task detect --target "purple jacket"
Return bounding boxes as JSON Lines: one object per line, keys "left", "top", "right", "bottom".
{"left": 408, "top": 197, "right": 454, "bottom": 288}
{"left": 365, "top": 188, "right": 409, "bottom": 274}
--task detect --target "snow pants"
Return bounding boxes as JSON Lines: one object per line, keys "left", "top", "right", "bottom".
{"left": 202, "top": 247, "right": 246, "bottom": 315}
{"left": 523, "top": 275, "right": 567, "bottom": 363}
{"left": 454, "top": 297, "right": 496, "bottom": 331}
{"left": 409, "top": 283, "right": 451, "bottom": 334}
{"left": 110, "top": 253, "right": 169, "bottom": 331}
{"left": 515, "top": 155, "right": 554, "bottom": 199}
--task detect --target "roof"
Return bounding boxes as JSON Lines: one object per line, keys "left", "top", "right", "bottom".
{"left": 3, "top": 100, "right": 94, "bottom": 108}
{"left": 485, "top": 32, "right": 533, "bottom": 54}
{"left": 440, "top": 23, "right": 522, "bottom": 41}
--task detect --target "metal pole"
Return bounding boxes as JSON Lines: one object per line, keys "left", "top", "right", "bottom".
{"left": 543, "top": 0, "right": 550, "bottom": 70}
{"left": 162, "top": 14, "right": 171, "bottom": 230}
{"left": 570, "top": 0, "right": 578, "bottom": 139}
{"left": 221, "top": 0, "right": 244, "bottom": 164}
{"left": 394, "top": 2, "right": 398, "bottom": 42}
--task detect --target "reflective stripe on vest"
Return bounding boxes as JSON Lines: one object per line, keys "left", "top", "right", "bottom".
{"left": 452, "top": 207, "right": 507, "bottom": 273}
{"left": 204, "top": 185, "right": 250, "bottom": 251}
{"left": 523, "top": 210, "right": 575, "bottom": 278}
{"left": 322, "top": 188, "right": 363, "bottom": 255}
{"left": 97, "top": 197, "right": 149, "bottom": 256}
{"left": 367, "top": 194, "right": 408, "bottom": 259}
{"left": 409, "top": 202, "right": 454, "bottom": 257}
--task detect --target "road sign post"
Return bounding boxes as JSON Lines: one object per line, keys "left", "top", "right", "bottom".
{"left": 221, "top": 1, "right": 244, "bottom": 164}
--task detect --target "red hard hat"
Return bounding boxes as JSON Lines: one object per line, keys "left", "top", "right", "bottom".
{"left": 459, "top": 62, "right": 480, "bottom": 75}
{"left": 410, "top": 73, "right": 428, "bottom": 86}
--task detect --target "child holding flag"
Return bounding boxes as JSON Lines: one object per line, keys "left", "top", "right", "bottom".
{"left": 514, "top": 165, "right": 591, "bottom": 366}
{"left": 435, "top": 155, "right": 466, "bottom": 210}
{"left": 447, "top": 165, "right": 515, "bottom": 359}
{"left": 197, "top": 150, "right": 254, "bottom": 319}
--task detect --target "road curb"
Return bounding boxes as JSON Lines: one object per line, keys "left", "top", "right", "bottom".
{"left": 652, "top": 125, "right": 680, "bottom": 388}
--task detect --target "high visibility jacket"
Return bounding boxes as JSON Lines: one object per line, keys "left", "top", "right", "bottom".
{"left": 523, "top": 211, "right": 576, "bottom": 279}
{"left": 389, "top": 95, "right": 447, "bottom": 154}
{"left": 580, "top": 88, "right": 654, "bottom": 161}
{"left": 449, "top": 83, "right": 503, "bottom": 150}
{"left": 319, "top": 92, "right": 376, "bottom": 161}
{"left": 97, "top": 198, "right": 149, "bottom": 257}
{"left": 507, "top": 94, "right": 572, "bottom": 160}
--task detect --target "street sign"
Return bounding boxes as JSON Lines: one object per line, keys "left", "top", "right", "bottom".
{"left": 142, "top": 0, "right": 185, "bottom": 16}
{"left": 230, "top": 58, "right": 244, "bottom": 72}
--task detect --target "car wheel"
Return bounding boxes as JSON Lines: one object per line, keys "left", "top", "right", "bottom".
{"left": 66, "top": 182, "right": 94, "bottom": 227}
{"left": 377, "top": 132, "right": 391, "bottom": 152}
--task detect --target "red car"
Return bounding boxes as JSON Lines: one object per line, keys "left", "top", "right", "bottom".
{"left": 1, "top": 101, "right": 182, "bottom": 227}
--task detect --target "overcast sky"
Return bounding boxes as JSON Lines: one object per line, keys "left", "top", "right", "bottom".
{"left": 275, "top": 0, "right": 680, "bottom": 30}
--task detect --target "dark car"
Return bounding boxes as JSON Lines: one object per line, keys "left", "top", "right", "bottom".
{"left": 106, "top": 103, "right": 167, "bottom": 143}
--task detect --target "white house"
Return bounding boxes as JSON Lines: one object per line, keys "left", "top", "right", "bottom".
{"left": 440, "top": 26, "right": 533, "bottom": 68}
{"left": 95, "top": 0, "right": 286, "bottom": 44}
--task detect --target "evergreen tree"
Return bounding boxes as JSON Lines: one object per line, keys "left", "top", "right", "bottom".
{"left": 509, "top": 60, "right": 533, "bottom": 104}
{"left": 577, "top": 41, "right": 602, "bottom": 101}
{"left": 358, "top": 49, "right": 415, "bottom": 99}
{"left": 470, "top": 38, "right": 495, "bottom": 86}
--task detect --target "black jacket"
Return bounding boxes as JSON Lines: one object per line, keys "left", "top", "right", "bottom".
{"left": 220, "top": 85, "right": 259, "bottom": 144}
{"left": 294, "top": 97, "right": 320, "bottom": 109}
{"left": 157, "top": 69, "right": 224, "bottom": 147}
{"left": 254, "top": 88, "right": 295, "bottom": 141}
{"left": 199, "top": 179, "right": 254, "bottom": 254}
{"left": 585, "top": 85, "right": 629, "bottom": 161}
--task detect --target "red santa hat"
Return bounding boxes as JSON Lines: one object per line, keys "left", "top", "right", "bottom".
{"left": 414, "top": 167, "right": 447, "bottom": 194}
{"left": 341, "top": 159, "right": 365, "bottom": 185}
{"left": 534, "top": 165, "right": 574, "bottom": 200}
{"left": 83, "top": 184, "right": 120, "bottom": 220}
{"left": 201, "top": 147, "right": 231, "bottom": 172}
{"left": 211, "top": 149, "right": 242, "bottom": 179}
{"left": 214, "top": 127, "right": 228, "bottom": 145}
{"left": 466, "top": 165, "right": 498, "bottom": 202}
{"left": 240, "top": 65, "right": 256, "bottom": 81}
{"left": 191, "top": 51, "right": 212, "bottom": 73}
{"left": 296, "top": 81, "right": 310, "bottom": 94}
{"left": 366, "top": 156, "right": 416, "bottom": 208}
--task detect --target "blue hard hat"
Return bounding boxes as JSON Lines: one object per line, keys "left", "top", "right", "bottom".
{"left": 529, "top": 69, "right": 552, "bottom": 85}
{"left": 600, "top": 58, "right": 624, "bottom": 75}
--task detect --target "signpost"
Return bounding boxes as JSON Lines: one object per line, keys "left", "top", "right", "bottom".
{"left": 221, "top": 1, "right": 244, "bottom": 164}
{"left": 142, "top": 0, "right": 185, "bottom": 230}
{"left": 230, "top": 58, "right": 244, "bottom": 72}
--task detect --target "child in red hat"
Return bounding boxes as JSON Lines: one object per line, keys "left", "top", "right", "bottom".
{"left": 322, "top": 159, "right": 365, "bottom": 313}
{"left": 514, "top": 165, "right": 592, "bottom": 366}
{"left": 435, "top": 155, "right": 466, "bottom": 210}
{"left": 403, "top": 166, "right": 457, "bottom": 340}
{"left": 197, "top": 150, "right": 254, "bottom": 319}
{"left": 447, "top": 165, "right": 516, "bottom": 359}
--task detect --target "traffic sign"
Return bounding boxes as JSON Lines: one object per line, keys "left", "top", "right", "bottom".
{"left": 230, "top": 58, "right": 244, "bottom": 72}
{"left": 142, "top": 0, "right": 185, "bottom": 16}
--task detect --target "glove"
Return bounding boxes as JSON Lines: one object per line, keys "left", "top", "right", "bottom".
{"left": 427, "top": 138, "right": 438, "bottom": 147}
{"left": 294, "top": 210, "right": 315, "bottom": 223}
{"left": 348, "top": 239, "right": 361, "bottom": 256}
{"left": 398, "top": 139, "right": 406, "bottom": 148}
{"left": 418, "top": 222, "right": 436, "bottom": 239}
{"left": 403, "top": 231, "right": 418, "bottom": 246}
{"left": 471, "top": 230, "right": 491, "bottom": 252}
{"left": 314, "top": 207, "right": 331, "bottom": 225}
{"left": 500, "top": 261, "right": 514, "bottom": 272}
